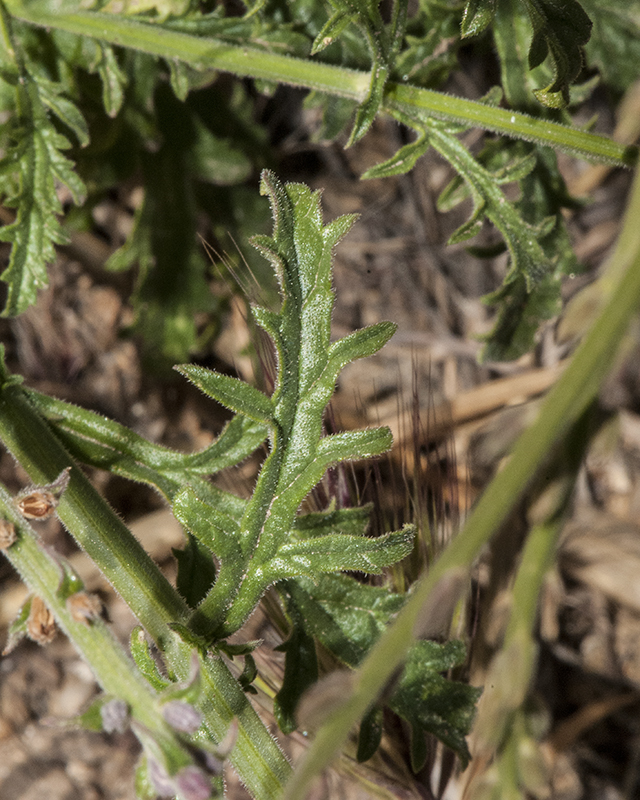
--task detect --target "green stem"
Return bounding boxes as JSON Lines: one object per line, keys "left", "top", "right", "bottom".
{"left": 386, "top": 83, "right": 635, "bottom": 167}
{"left": 282, "top": 166, "right": 640, "bottom": 798}
{"left": 0, "top": 376, "right": 189, "bottom": 654}
{"left": 5, "top": 0, "right": 636, "bottom": 168}
{"left": 0, "top": 485, "right": 181, "bottom": 760}
{"left": 0, "top": 372, "right": 291, "bottom": 799}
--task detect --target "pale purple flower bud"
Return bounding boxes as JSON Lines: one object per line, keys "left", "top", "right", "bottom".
{"left": 175, "top": 765, "right": 212, "bottom": 800}
{"left": 202, "top": 752, "right": 224, "bottom": 776}
{"left": 100, "top": 699, "right": 129, "bottom": 734}
{"left": 162, "top": 700, "right": 202, "bottom": 734}
{"left": 147, "top": 757, "right": 175, "bottom": 797}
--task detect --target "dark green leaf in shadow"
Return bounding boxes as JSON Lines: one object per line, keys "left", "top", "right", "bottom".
{"left": 238, "top": 653, "right": 258, "bottom": 694}
{"left": 274, "top": 618, "right": 318, "bottom": 734}
{"left": 361, "top": 132, "right": 430, "bottom": 180}
{"left": 356, "top": 705, "right": 383, "bottom": 763}
{"left": 389, "top": 640, "right": 481, "bottom": 768}
{"left": 173, "top": 533, "right": 216, "bottom": 609}
{"left": 522, "top": 0, "right": 592, "bottom": 108}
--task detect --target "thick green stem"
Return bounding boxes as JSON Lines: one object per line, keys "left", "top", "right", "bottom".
{"left": 5, "top": 0, "right": 636, "bottom": 168}
{"left": 283, "top": 166, "right": 640, "bottom": 798}
{"left": 0, "top": 373, "right": 291, "bottom": 799}
{"left": 0, "top": 485, "right": 187, "bottom": 766}
{"left": 0, "top": 376, "right": 189, "bottom": 654}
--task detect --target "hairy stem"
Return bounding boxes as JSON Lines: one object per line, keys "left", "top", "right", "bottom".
{"left": 0, "top": 369, "right": 291, "bottom": 800}
{"left": 5, "top": 0, "right": 636, "bottom": 168}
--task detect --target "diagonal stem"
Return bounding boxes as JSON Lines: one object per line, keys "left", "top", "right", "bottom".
{"left": 282, "top": 165, "right": 640, "bottom": 798}
{"left": 4, "top": 0, "right": 636, "bottom": 168}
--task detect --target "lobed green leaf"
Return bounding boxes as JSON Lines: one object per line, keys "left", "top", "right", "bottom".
{"left": 281, "top": 573, "right": 407, "bottom": 668}
{"left": 172, "top": 487, "right": 241, "bottom": 562}
{"left": 522, "top": 0, "right": 592, "bottom": 108}
{"left": 176, "top": 365, "right": 274, "bottom": 425}
{"left": 261, "top": 525, "right": 414, "bottom": 583}
{"left": 461, "top": 0, "right": 496, "bottom": 39}
{"left": 389, "top": 640, "right": 481, "bottom": 767}
{"left": 361, "top": 132, "right": 430, "bottom": 179}
{"left": 293, "top": 504, "right": 373, "bottom": 538}
{"left": 274, "top": 619, "right": 318, "bottom": 734}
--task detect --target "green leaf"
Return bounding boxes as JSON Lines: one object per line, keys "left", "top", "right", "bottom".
{"left": 316, "top": 428, "right": 393, "bottom": 463}
{"left": 328, "top": 321, "right": 397, "bottom": 369}
{"left": 482, "top": 270, "right": 561, "bottom": 362}
{"left": 582, "top": 0, "right": 640, "bottom": 93}
{"left": 2, "top": 594, "right": 32, "bottom": 654}
{"left": 311, "top": 10, "right": 355, "bottom": 55}
{"left": 188, "top": 115, "right": 252, "bottom": 186}
{"left": 409, "top": 723, "right": 428, "bottom": 773}
{"left": 347, "top": 60, "right": 389, "bottom": 146}
{"left": 461, "top": 0, "right": 496, "bottom": 38}
{"left": 77, "top": 695, "right": 118, "bottom": 733}
{"left": 356, "top": 705, "right": 383, "bottom": 763}
{"left": 262, "top": 525, "right": 414, "bottom": 582}
{"left": 0, "top": 67, "right": 86, "bottom": 315}
{"left": 55, "top": 556, "right": 85, "bottom": 599}
{"left": 28, "top": 389, "right": 266, "bottom": 479}
{"left": 282, "top": 573, "right": 406, "bottom": 668}
{"left": 521, "top": 0, "right": 593, "bottom": 108}
{"left": 293, "top": 504, "right": 373, "bottom": 538}
{"left": 167, "top": 622, "right": 211, "bottom": 655}
{"left": 173, "top": 534, "right": 217, "bottom": 610}
{"left": 427, "top": 120, "right": 552, "bottom": 287}
{"left": 130, "top": 626, "right": 170, "bottom": 692}
{"left": 176, "top": 365, "right": 274, "bottom": 425}
{"left": 172, "top": 487, "right": 241, "bottom": 561}
{"left": 448, "top": 207, "right": 484, "bottom": 245}
{"left": 361, "top": 132, "right": 430, "bottom": 180}
{"left": 280, "top": 428, "right": 393, "bottom": 512}
{"left": 389, "top": 640, "right": 481, "bottom": 767}
{"left": 303, "top": 92, "right": 355, "bottom": 142}
{"left": 96, "top": 42, "right": 127, "bottom": 117}
{"left": 186, "top": 172, "right": 404, "bottom": 639}
{"left": 181, "top": 416, "right": 268, "bottom": 474}
{"left": 103, "top": 82, "right": 219, "bottom": 369}
{"left": 274, "top": 620, "right": 318, "bottom": 734}
{"left": 217, "top": 640, "right": 261, "bottom": 657}
{"left": 282, "top": 574, "right": 478, "bottom": 764}
{"left": 135, "top": 756, "right": 158, "bottom": 800}
{"left": 482, "top": 144, "right": 580, "bottom": 360}
{"left": 168, "top": 58, "right": 190, "bottom": 101}
{"left": 36, "top": 75, "right": 89, "bottom": 146}
{"left": 238, "top": 653, "right": 258, "bottom": 694}
{"left": 394, "top": 4, "right": 462, "bottom": 87}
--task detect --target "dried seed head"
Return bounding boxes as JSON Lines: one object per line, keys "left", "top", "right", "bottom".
{"left": 16, "top": 467, "right": 71, "bottom": 520}
{"left": 67, "top": 591, "right": 103, "bottom": 625}
{"left": 17, "top": 490, "right": 57, "bottom": 520}
{"left": 0, "top": 519, "right": 16, "bottom": 549}
{"left": 27, "top": 596, "right": 57, "bottom": 645}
